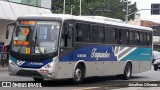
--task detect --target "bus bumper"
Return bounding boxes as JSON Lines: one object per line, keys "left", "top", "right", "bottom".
{"left": 8, "top": 61, "right": 57, "bottom": 79}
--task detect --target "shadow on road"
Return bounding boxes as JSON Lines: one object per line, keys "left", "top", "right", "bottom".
{"left": 131, "top": 76, "right": 149, "bottom": 79}
{"left": 13, "top": 75, "right": 151, "bottom": 87}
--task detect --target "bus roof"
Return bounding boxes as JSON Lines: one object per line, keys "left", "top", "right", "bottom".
{"left": 19, "top": 14, "right": 152, "bottom": 31}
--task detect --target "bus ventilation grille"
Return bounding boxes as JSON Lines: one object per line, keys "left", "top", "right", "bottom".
{"left": 17, "top": 70, "right": 43, "bottom": 78}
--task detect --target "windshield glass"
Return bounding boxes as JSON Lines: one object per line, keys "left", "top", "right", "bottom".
{"left": 11, "top": 21, "right": 60, "bottom": 54}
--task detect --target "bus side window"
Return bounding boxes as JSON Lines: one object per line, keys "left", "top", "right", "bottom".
{"left": 92, "top": 25, "right": 98, "bottom": 43}
{"left": 149, "top": 32, "right": 152, "bottom": 46}
{"left": 121, "top": 29, "right": 128, "bottom": 45}
{"left": 61, "top": 23, "right": 73, "bottom": 48}
{"left": 76, "top": 23, "right": 85, "bottom": 42}
{"left": 144, "top": 32, "right": 148, "bottom": 46}
{"left": 129, "top": 31, "right": 134, "bottom": 45}
{"left": 98, "top": 26, "right": 105, "bottom": 43}
{"left": 135, "top": 31, "right": 140, "bottom": 46}
{"left": 140, "top": 32, "right": 144, "bottom": 46}
{"left": 118, "top": 29, "right": 122, "bottom": 44}
{"left": 115, "top": 28, "right": 119, "bottom": 44}
{"left": 105, "top": 27, "right": 115, "bottom": 44}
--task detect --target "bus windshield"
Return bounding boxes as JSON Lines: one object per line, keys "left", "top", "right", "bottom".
{"left": 11, "top": 21, "right": 60, "bottom": 54}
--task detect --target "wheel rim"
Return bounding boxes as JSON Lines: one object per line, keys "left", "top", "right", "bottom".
{"left": 74, "top": 68, "right": 82, "bottom": 81}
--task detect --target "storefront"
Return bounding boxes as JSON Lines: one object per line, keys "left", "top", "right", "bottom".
{"left": 0, "top": 0, "right": 51, "bottom": 45}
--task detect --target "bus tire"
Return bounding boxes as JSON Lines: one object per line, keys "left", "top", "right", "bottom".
{"left": 73, "top": 64, "right": 84, "bottom": 84}
{"left": 154, "top": 67, "right": 158, "bottom": 71}
{"left": 123, "top": 63, "right": 132, "bottom": 80}
{"left": 33, "top": 77, "right": 44, "bottom": 82}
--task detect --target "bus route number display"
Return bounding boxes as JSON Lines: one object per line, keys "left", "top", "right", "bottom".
{"left": 14, "top": 40, "right": 29, "bottom": 46}
{"left": 19, "top": 21, "right": 36, "bottom": 25}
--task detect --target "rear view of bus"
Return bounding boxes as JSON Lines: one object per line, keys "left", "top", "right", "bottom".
{"left": 7, "top": 15, "right": 61, "bottom": 81}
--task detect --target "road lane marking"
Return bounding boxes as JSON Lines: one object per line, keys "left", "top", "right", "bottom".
{"left": 73, "top": 87, "right": 99, "bottom": 90}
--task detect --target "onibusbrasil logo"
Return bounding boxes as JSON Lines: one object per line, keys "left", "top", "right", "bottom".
{"left": 1, "top": 82, "right": 42, "bottom": 87}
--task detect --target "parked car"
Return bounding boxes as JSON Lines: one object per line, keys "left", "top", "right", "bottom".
{"left": 153, "top": 51, "right": 160, "bottom": 71}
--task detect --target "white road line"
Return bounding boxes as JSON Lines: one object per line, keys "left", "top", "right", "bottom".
{"left": 73, "top": 87, "right": 99, "bottom": 90}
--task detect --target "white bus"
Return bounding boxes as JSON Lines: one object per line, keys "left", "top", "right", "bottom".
{"left": 6, "top": 14, "right": 153, "bottom": 84}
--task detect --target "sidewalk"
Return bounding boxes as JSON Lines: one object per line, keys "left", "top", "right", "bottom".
{"left": 0, "top": 67, "right": 8, "bottom": 72}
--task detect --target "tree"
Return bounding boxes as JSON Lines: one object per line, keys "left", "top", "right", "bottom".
{"left": 51, "top": 0, "right": 138, "bottom": 21}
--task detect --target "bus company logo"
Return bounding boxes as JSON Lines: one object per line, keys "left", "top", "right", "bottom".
{"left": 91, "top": 48, "right": 110, "bottom": 60}
{"left": 30, "top": 62, "right": 43, "bottom": 66}
{"left": 17, "top": 60, "right": 25, "bottom": 66}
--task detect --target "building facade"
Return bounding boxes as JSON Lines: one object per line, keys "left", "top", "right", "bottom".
{"left": 128, "top": 13, "right": 141, "bottom": 26}
{"left": 135, "top": 0, "right": 160, "bottom": 22}
{"left": 0, "top": 0, "right": 52, "bottom": 45}
{"left": 129, "top": 0, "right": 160, "bottom": 51}
{"left": 8, "top": 0, "right": 51, "bottom": 9}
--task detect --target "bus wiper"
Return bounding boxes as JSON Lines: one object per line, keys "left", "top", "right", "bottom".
{"left": 34, "top": 29, "right": 42, "bottom": 54}
{"left": 34, "top": 29, "right": 38, "bottom": 47}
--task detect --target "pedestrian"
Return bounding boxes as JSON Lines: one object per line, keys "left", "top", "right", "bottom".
{"left": 5, "top": 44, "right": 10, "bottom": 66}
{"left": 0, "top": 42, "right": 2, "bottom": 52}
{"left": 0, "top": 42, "right": 2, "bottom": 67}
{"left": 1, "top": 42, "right": 5, "bottom": 67}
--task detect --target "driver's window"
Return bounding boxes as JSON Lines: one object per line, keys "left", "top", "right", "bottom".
{"left": 61, "top": 23, "right": 73, "bottom": 48}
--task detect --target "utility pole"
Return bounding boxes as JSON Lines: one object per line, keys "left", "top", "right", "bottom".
{"left": 70, "top": 4, "right": 73, "bottom": 15}
{"left": 63, "top": 0, "right": 66, "bottom": 14}
{"left": 80, "top": 0, "right": 81, "bottom": 16}
{"left": 125, "top": 0, "right": 129, "bottom": 23}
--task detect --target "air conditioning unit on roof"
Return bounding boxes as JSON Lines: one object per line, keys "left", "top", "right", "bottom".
{"left": 82, "top": 16, "right": 123, "bottom": 23}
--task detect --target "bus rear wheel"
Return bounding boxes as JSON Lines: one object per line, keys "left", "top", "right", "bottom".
{"left": 123, "top": 63, "right": 132, "bottom": 80}
{"left": 73, "top": 65, "right": 84, "bottom": 84}
{"left": 33, "top": 77, "right": 44, "bottom": 82}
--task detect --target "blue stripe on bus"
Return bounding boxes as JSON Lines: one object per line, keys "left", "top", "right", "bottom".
{"left": 59, "top": 45, "right": 152, "bottom": 62}
{"left": 20, "top": 58, "right": 52, "bottom": 68}
{"left": 10, "top": 56, "right": 52, "bottom": 68}
{"left": 60, "top": 45, "right": 117, "bottom": 61}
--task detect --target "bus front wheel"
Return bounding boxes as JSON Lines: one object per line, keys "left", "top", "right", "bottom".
{"left": 73, "top": 64, "right": 84, "bottom": 84}
{"left": 123, "top": 63, "right": 132, "bottom": 80}
{"left": 33, "top": 77, "right": 44, "bottom": 82}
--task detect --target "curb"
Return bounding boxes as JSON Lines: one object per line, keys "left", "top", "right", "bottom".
{"left": 0, "top": 67, "right": 8, "bottom": 72}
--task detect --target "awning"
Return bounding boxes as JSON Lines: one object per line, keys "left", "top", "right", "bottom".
{"left": 0, "top": 1, "right": 52, "bottom": 20}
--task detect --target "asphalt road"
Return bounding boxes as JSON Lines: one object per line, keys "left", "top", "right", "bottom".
{"left": 0, "top": 66, "right": 160, "bottom": 90}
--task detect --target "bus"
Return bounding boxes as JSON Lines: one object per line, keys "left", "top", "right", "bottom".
{"left": 6, "top": 14, "right": 153, "bottom": 83}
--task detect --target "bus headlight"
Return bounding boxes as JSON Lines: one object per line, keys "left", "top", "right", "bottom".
{"left": 9, "top": 59, "right": 12, "bottom": 64}
{"left": 9, "top": 59, "right": 16, "bottom": 67}
{"left": 43, "top": 61, "right": 56, "bottom": 69}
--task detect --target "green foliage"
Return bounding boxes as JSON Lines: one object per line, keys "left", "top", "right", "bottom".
{"left": 51, "top": 0, "right": 138, "bottom": 21}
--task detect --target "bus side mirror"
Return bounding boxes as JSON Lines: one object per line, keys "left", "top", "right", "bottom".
{"left": 6, "top": 23, "right": 15, "bottom": 39}
{"left": 6, "top": 29, "right": 9, "bottom": 39}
